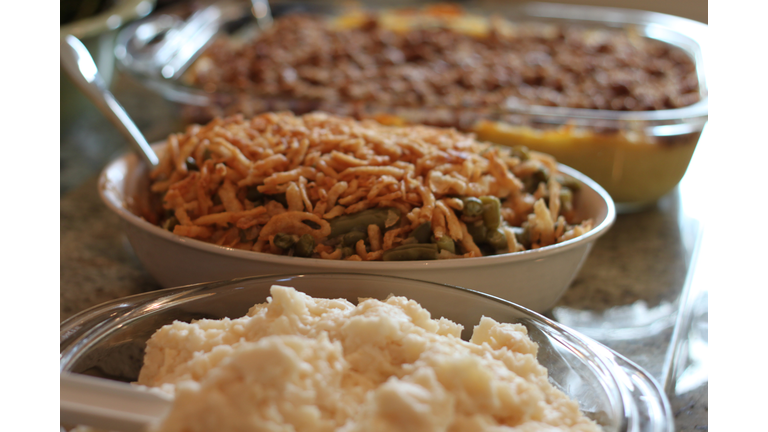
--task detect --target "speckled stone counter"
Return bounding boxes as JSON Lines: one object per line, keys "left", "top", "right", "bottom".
{"left": 60, "top": 71, "right": 707, "bottom": 431}
{"left": 60, "top": 176, "right": 160, "bottom": 319}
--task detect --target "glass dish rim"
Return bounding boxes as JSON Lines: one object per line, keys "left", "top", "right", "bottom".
{"left": 113, "top": 1, "right": 708, "bottom": 124}
{"left": 61, "top": 0, "right": 157, "bottom": 39}
{"left": 59, "top": 272, "right": 674, "bottom": 432}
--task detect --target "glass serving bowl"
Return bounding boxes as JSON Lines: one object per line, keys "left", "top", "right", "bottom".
{"left": 60, "top": 273, "right": 673, "bottom": 432}
{"left": 114, "top": 1, "right": 707, "bottom": 210}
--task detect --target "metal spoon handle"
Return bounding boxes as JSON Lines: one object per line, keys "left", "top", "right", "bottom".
{"left": 251, "top": 0, "right": 273, "bottom": 30}
{"left": 60, "top": 34, "right": 159, "bottom": 167}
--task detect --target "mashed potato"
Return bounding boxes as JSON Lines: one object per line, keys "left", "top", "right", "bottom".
{"left": 138, "top": 286, "right": 600, "bottom": 432}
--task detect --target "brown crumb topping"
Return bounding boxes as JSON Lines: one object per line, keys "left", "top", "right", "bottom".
{"left": 188, "top": 12, "right": 700, "bottom": 112}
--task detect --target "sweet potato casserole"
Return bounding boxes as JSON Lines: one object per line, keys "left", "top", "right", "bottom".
{"left": 188, "top": 6, "right": 699, "bottom": 112}
{"left": 179, "top": 5, "right": 703, "bottom": 205}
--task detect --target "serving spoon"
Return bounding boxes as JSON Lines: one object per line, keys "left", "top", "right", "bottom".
{"left": 60, "top": 372, "right": 172, "bottom": 431}
{"left": 250, "top": 0, "right": 273, "bottom": 30}
{"left": 61, "top": 34, "right": 159, "bottom": 168}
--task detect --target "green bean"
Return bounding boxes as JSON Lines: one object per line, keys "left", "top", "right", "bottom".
{"left": 479, "top": 196, "right": 501, "bottom": 230}
{"left": 486, "top": 228, "right": 508, "bottom": 251}
{"left": 383, "top": 243, "right": 438, "bottom": 261}
{"left": 185, "top": 156, "right": 199, "bottom": 172}
{"left": 341, "top": 230, "right": 368, "bottom": 247}
{"left": 559, "top": 188, "right": 573, "bottom": 213}
{"left": 511, "top": 145, "right": 531, "bottom": 161}
{"left": 524, "top": 167, "right": 550, "bottom": 193}
{"left": 329, "top": 208, "right": 400, "bottom": 238}
{"left": 409, "top": 222, "right": 432, "bottom": 243}
{"left": 516, "top": 225, "right": 531, "bottom": 249}
{"left": 461, "top": 197, "right": 484, "bottom": 217}
{"left": 162, "top": 216, "right": 179, "bottom": 232}
{"left": 273, "top": 233, "right": 297, "bottom": 250}
{"left": 556, "top": 174, "right": 581, "bottom": 191}
{"left": 436, "top": 236, "right": 456, "bottom": 254}
{"left": 294, "top": 234, "right": 315, "bottom": 257}
{"left": 341, "top": 247, "right": 354, "bottom": 258}
{"left": 246, "top": 185, "right": 264, "bottom": 203}
{"left": 466, "top": 222, "right": 487, "bottom": 244}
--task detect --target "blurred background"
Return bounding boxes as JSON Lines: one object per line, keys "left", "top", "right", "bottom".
{"left": 60, "top": 0, "right": 706, "bottom": 196}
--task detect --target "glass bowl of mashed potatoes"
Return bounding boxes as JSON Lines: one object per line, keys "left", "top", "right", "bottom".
{"left": 60, "top": 273, "right": 673, "bottom": 432}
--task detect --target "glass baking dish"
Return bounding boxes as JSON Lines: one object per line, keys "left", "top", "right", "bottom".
{"left": 114, "top": 0, "right": 708, "bottom": 211}
{"left": 60, "top": 273, "right": 673, "bottom": 432}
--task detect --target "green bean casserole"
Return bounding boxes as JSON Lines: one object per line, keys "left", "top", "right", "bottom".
{"left": 147, "top": 112, "right": 593, "bottom": 261}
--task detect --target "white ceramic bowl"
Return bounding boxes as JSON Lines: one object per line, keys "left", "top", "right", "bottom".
{"left": 98, "top": 143, "right": 615, "bottom": 312}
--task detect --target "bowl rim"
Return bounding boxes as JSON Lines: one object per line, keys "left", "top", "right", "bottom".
{"left": 98, "top": 141, "right": 616, "bottom": 269}
{"left": 60, "top": 272, "right": 568, "bottom": 331}
{"left": 60, "top": 272, "right": 673, "bottom": 432}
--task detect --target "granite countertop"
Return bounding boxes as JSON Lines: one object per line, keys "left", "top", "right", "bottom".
{"left": 60, "top": 71, "right": 707, "bottom": 431}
